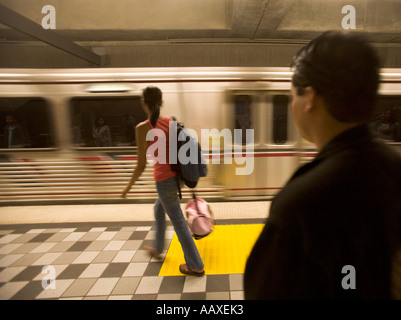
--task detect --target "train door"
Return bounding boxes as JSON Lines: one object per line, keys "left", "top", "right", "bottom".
{"left": 261, "top": 92, "right": 300, "bottom": 196}
{"left": 219, "top": 91, "right": 259, "bottom": 199}
{"left": 222, "top": 90, "right": 300, "bottom": 200}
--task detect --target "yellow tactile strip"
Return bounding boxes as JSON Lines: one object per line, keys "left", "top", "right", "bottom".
{"left": 159, "top": 224, "right": 264, "bottom": 276}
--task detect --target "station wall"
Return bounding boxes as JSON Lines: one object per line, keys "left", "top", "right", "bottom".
{"left": 1, "top": 42, "right": 401, "bottom": 68}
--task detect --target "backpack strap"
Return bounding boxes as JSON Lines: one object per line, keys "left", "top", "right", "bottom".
{"left": 176, "top": 175, "right": 182, "bottom": 199}
{"left": 192, "top": 190, "right": 199, "bottom": 212}
{"left": 171, "top": 116, "right": 182, "bottom": 199}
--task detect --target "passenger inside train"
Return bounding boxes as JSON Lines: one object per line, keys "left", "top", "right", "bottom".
{"left": 3, "top": 114, "right": 30, "bottom": 148}
{"left": 92, "top": 117, "right": 112, "bottom": 147}
{"left": 374, "top": 107, "right": 401, "bottom": 142}
{"left": 0, "top": 98, "right": 54, "bottom": 149}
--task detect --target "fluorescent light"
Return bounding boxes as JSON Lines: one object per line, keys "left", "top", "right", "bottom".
{"left": 86, "top": 83, "right": 134, "bottom": 93}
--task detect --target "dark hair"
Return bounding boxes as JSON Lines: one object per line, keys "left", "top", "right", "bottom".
{"left": 95, "top": 116, "right": 106, "bottom": 127}
{"left": 143, "top": 86, "right": 162, "bottom": 127}
{"left": 290, "top": 31, "right": 380, "bottom": 123}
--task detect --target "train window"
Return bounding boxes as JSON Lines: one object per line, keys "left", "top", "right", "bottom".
{"left": 0, "top": 98, "right": 55, "bottom": 149}
{"left": 371, "top": 95, "right": 401, "bottom": 142}
{"left": 234, "top": 95, "right": 253, "bottom": 145}
{"left": 69, "top": 96, "right": 147, "bottom": 147}
{"left": 272, "top": 95, "right": 289, "bottom": 144}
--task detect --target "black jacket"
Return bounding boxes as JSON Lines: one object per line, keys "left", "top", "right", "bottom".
{"left": 244, "top": 125, "right": 401, "bottom": 299}
{"left": 4, "top": 124, "right": 30, "bottom": 148}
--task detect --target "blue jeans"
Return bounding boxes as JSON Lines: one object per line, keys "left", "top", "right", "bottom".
{"left": 154, "top": 176, "right": 204, "bottom": 271}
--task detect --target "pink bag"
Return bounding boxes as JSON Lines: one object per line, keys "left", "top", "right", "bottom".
{"left": 185, "top": 197, "right": 214, "bottom": 240}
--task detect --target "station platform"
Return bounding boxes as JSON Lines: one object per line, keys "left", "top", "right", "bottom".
{"left": 0, "top": 201, "right": 269, "bottom": 300}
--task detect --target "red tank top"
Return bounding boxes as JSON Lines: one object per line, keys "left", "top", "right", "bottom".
{"left": 146, "top": 117, "right": 176, "bottom": 182}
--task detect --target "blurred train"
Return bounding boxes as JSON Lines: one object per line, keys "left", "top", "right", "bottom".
{"left": 0, "top": 67, "right": 400, "bottom": 205}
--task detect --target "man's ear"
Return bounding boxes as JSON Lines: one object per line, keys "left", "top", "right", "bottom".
{"left": 303, "top": 86, "right": 317, "bottom": 113}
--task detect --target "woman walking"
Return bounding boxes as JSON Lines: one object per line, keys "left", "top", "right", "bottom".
{"left": 122, "top": 86, "right": 204, "bottom": 276}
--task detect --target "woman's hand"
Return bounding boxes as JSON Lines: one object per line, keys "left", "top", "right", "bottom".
{"left": 121, "top": 185, "right": 131, "bottom": 199}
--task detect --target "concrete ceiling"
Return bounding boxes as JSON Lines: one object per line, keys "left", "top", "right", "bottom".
{"left": 1, "top": 0, "right": 401, "bottom": 45}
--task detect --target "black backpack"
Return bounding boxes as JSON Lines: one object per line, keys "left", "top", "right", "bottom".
{"left": 170, "top": 117, "right": 208, "bottom": 199}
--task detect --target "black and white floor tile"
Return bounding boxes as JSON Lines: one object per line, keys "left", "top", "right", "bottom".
{"left": 0, "top": 223, "right": 244, "bottom": 300}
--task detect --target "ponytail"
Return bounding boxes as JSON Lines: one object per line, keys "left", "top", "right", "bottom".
{"left": 143, "top": 86, "right": 162, "bottom": 127}
{"left": 149, "top": 105, "right": 160, "bottom": 128}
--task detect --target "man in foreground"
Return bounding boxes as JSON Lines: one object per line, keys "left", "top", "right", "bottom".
{"left": 244, "top": 31, "right": 401, "bottom": 299}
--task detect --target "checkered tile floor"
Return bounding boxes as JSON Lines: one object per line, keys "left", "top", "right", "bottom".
{"left": 0, "top": 222, "right": 245, "bottom": 300}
